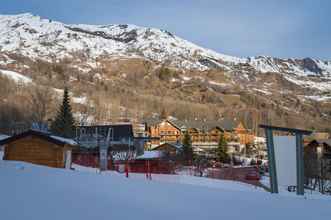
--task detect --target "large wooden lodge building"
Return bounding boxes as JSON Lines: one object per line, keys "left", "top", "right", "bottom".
{"left": 144, "top": 118, "right": 254, "bottom": 155}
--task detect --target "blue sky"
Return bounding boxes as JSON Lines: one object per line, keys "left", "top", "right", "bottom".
{"left": 1, "top": 0, "right": 330, "bottom": 59}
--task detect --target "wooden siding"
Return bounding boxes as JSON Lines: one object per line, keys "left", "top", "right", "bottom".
{"left": 235, "top": 122, "right": 254, "bottom": 145}
{"left": 148, "top": 120, "right": 254, "bottom": 147}
{"left": 154, "top": 143, "right": 178, "bottom": 157}
{"left": 149, "top": 121, "right": 181, "bottom": 145}
{"left": 4, "top": 135, "right": 67, "bottom": 168}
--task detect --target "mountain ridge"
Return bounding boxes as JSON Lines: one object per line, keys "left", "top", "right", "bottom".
{"left": 0, "top": 13, "right": 331, "bottom": 132}
{"left": 0, "top": 13, "right": 330, "bottom": 77}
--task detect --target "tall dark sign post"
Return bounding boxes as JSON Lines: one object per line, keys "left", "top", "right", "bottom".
{"left": 99, "top": 127, "right": 111, "bottom": 171}
{"left": 75, "top": 126, "right": 112, "bottom": 172}
{"left": 259, "top": 125, "right": 312, "bottom": 195}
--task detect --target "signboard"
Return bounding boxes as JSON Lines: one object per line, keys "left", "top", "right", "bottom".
{"left": 273, "top": 136, "right": 297, "bottom": 188}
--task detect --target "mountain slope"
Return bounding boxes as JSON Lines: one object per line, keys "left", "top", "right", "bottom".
{"left": 0, "top": 13, "right": 330, "bottom": 131}
{"left": 1, "top": 13, "right": 330, "bottom": 76}
{"left": 0, "top": 13, "right": 243, "bottom": 70}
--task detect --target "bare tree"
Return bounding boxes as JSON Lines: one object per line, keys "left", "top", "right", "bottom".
{"left": 28, "top": 85, "right": 56, "bottom": 123}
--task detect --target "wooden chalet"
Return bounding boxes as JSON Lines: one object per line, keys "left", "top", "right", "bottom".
{"left": 152, "top": 142, "right": 183, "bottom": 158}
{"left": 147, "top": 119, "right": 182, "bottom": 146}
{"left": 145, "top": 117, "right": 254, "bottom": 156}
{"left": 129, "top": 150, "right": 175, "bottom": 174}
{"left": 0, "top": 130, "right": 77, "bottom": 168}
{"left": 304, "top": 139, "right": 331, "bottom": 179}
{"left": 235, "top": 122, "right": 255, "bottom": 145}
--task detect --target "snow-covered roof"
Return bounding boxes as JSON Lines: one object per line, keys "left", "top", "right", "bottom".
{"left": 50, "top": 135, "right": 78, "bottom": 146}
{"left": 0, "top": 130, "right": 77, "bottom": 147}
{"left": 135, "top": 151, "right": 163, "bottom": 160}
{"left": 254, "top": 136, "right": 266, "bottom": 144}
{"left": 0, "top": 134, "right": 10, "bottom": 141}
{"left": 153, "top": 142, "right": 183, "bottom": 150}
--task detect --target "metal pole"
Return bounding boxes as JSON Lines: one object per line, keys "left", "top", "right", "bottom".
{"left": 265, "top": 128, "right": 278, "bottom": 193}
{"left": 296, "top": 133, "right": 304, "bottom": 195}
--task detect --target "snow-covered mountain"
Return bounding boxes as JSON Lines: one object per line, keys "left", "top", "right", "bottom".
{"left": 0, "top": 13, "right": 241, "bottom": 70}
{"left": 0, "top": 13, "right": 331, "bottom": 130}
{"left": 1, "top": 13, "right": 330, "bottom": 77}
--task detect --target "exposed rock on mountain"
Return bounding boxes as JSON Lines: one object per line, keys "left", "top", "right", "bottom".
{"left": 0, "top": 13, "right": 330, "bottom": 132}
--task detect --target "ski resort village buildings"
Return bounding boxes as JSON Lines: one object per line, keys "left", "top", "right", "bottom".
{"left": 73, "top": 123, "right": 137, "bottom": 168}
{"left": 305, "top": 138, "right": 331, "bottom": 180}
{"left": 144, "top": 118, "right": 256, "bottom": 157}
{"left": 0, "top": 130, "right": 77, "bottom": 168}
{"left": 0, "top": 119, "right": 265, "bottom": 170}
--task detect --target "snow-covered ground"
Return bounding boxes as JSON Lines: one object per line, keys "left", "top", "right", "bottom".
{"left": 0, "top": 160, "right": 330, "bottom": 220}
{"left": 73, "top": 164, "right": 263, "bottom": 192}
{"left": 0, "top": 69, "right": 32, "bottom": 83}
{"left": 259, "top": 175, "right": 328, "bottom": 198}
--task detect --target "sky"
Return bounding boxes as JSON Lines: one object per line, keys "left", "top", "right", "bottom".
{"left": 0, "top": 0, "right": 330, "bottom": 60}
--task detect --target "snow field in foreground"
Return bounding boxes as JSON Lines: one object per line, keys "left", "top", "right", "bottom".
{"left": 0, "top": 160, "right": 330, "bottom": 220}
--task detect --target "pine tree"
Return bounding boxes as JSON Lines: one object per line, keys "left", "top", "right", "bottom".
{"left": 182, "top": 131, "right": 193, "bottom": 165}
{"left": 50, "top": 87, "right": 76, "bottom": 138}
{"left": 216, "top": 133, "right": 230, "bottom": 163}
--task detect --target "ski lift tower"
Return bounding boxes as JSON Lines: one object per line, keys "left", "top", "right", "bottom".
{"left": 99, "top": 127, "right": 112, "bottom": 171}
{"left": 76, "top": 126, "right": 112, "bottom": 171}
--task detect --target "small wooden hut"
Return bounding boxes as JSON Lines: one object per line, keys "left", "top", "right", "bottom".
{"left": 152, "top": 142, "right": 182, "bottom": 159}
{"left": 0, "top": 130, "right": 77, "bottom": 168}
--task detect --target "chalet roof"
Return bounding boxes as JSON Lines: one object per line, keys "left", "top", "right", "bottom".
{"left": 0, "top": 134, "right": 10, "bottom": 141}
{"left": 0, "top": 130, "right": 78, "bottom": 146}
{"left": 77, "top": 124, "right": 134, "bottom": 142}
{"left": 167, "top": 119, "right": 186, "bottom": 130}
{"left": 144, "top": 118, "right": 184, "bottom": 130}
{"left": 135, "top": 150, "right": 163, "bottom": 160}
{"left": 309, "top": 139, "right": 331, "bottom": 147}
{"left": 219, "top": 119, "right": 240, "bottom": 131}
{"left": 168, "top": 118, "right": 237, "bottom": 132}
{"left": 144, "top": 117, "right": 239, "bottom": 132}
{"left": 188, "top": 121, "right": 223, "bottom": 131}
{"left": 153, "top": 142, "right": 183, "bottom": 150}
{"left": 143, "top": 118, "right": 162, "bottom": 126}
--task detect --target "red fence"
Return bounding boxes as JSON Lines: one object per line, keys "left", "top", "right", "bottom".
{"left": 73, "top": 153, "right": 99, "bottom": 168}
{"left": 127, "top": 160, "right": 175, "bottom": 174}
{"left": 207, "top": 166, "right": 261, "bottom": 186}
{"left": 73, "top": 153, "right": 175, "bottom": 174}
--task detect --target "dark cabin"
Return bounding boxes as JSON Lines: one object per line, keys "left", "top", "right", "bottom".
{"left": 73, "top": 124, "right": 135, "bottom": 168}
{"left": 152, "top": 142, "right": 182, "bottom": 159}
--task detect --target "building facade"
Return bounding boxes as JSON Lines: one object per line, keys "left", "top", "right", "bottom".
{"left": 145, "top": 118, "right": 254, "bottom": 156}
{"left": 0, "top": 130, "right": 76, "bottom": 168}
